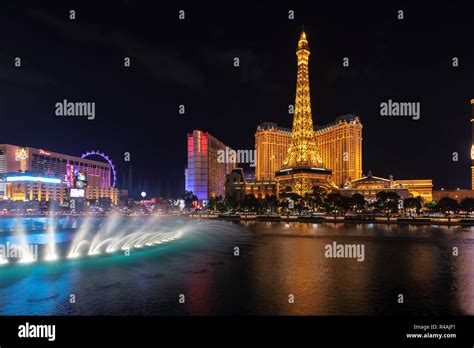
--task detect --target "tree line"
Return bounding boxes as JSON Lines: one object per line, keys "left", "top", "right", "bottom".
{"left": 185, "top": 189, "right": 474, "bottom": 216}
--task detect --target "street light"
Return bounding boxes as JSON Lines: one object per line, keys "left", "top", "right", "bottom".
{"left": 141, "top": 191, "right": 146, "bottom": 207}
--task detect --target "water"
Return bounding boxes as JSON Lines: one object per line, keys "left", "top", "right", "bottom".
{"left": 0, "top": 217, "right": 472, "bottom": 315}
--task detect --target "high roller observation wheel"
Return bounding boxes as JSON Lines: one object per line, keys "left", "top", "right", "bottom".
{"left": 80, "top": 150, "right": 117, "bottom": 188}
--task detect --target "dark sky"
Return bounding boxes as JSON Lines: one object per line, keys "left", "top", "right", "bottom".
{"left": 0, "top": 1, "right": 473, "bottom": 197}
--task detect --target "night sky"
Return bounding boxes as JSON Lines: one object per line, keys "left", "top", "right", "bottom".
{"left": 0, "top": 1, "right": 473, "bottom": 198}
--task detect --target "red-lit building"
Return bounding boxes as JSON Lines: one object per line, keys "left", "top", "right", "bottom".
{"left": 185, "top": 130, "right": 235, "bottom": 200}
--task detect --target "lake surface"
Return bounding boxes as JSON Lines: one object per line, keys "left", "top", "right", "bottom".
{"left": 0, "top": 217, "right": 472, "bottom": 315}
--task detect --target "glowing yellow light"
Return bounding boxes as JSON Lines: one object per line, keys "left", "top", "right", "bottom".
{"left": 284, "top": 30, "right": 325, "bottom": 170}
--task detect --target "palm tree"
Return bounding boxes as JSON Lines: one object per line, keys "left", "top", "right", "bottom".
{"left": 208, "top": 195, "right": 225, "bottom": 212}
{"left": 374, "top": 191, "right": 401, "bottom": 216}
{"left": 403, "top": 197, "right": 422, "bottom": 216}
{"left": 263, "top": 195, "right": 278, "bottom": 214}
{"left": 242, "top": 194, "right": 259, "bottom": 212}
{"left": 324, "top": 192, "right": 349, "bottom": 216}
{"left": 309, "top": 185, "right": 327, "bottom": 211}
{"left": 184, "top": 190, "right": 198, "bottom": 209}
{"left": 350, "top": 193, "right": 366, "bottom": 212}
{"left": 436, "top": 197, "right": 459, "bottom": 217}
{"left": 224, "top": 195, "right": 238, "bottom": 211}
{"left": 460, "top": 197, "right": 474, "bottom": 214}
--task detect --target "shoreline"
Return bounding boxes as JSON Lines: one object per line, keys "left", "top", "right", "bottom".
{"left": 1, "top": 214, "right": 473, "bottom": 226}
{"left": 189, "top": 214, "right": 474, "bottom": 226}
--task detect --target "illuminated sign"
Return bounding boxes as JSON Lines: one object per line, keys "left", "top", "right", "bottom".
{"left": 75, "top": 172, "right": 87, "bottom": 188}
{"left": 77, "top": 172, "right": 86, "bottom": 181}
{"left": 38, "top": 149, "right": 51, "bottom": 156}
{"left": 70, "top": 188, "right": 85, "bottom": 198}
{"left": 15, "top": 148, "right": 28, "bottom": 161}
{"left": 5, "top": 176, "right": 61, "bottom": 184}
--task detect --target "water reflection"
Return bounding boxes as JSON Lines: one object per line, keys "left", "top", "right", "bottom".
{"left": 0, "top": 218, "right": 472, "bottom": 315}
{"left": 243, "top": 222, "right": 474, "bottom": 315}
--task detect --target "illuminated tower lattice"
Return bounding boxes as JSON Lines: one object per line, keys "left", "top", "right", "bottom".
{"left": 283, "top": 30, "right": 325, "bottom": 169}
{"left": 275, "top": 29, "right": 335, "bottom": 196}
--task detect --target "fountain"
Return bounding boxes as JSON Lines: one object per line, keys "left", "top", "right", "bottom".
{"left": 14, "top": 220, "right": 37, "bottom": 264}
{"left": 44, "top": 214, "right": 58, "bottom": 261}
{"left": 0, "top": 214, "right": 212, "bottom": 266}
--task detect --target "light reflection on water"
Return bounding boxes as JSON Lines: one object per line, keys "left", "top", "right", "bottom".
{"left": 0, "top": 218, "right": 472, "bottom": 315}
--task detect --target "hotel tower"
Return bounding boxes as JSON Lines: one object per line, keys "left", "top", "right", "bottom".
{"left": 256, "top": 115, "right": 363, "bottom": 186}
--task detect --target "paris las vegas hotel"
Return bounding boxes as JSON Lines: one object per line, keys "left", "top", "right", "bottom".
{"left": 186, "top": 30, "right": 433, "bottom": 202}
{"left": 246, "top": 114, "right": 433, "bottom": 202}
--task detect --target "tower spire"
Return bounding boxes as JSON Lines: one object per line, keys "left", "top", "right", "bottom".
{"left": 298, "top": 27, "right": 308, "bottom": 50}
{"left": 283, "top": 30, "right": 325, "bottom": 169}
{"left": 274, "top": 30, "right": 335, "bottom": 195}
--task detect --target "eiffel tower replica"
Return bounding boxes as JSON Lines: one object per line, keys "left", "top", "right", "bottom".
{"left": 275, "top": 29, "right": 337, "bottom": 196}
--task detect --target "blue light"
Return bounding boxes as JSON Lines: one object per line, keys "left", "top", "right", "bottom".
{"left": 5, "top": 176, "right": 61, "bottom": 184}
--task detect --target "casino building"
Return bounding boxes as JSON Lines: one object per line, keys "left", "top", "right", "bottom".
{"left": 255, "top": 122, "right": 292, "bottom": 182}
{"left": 185, "top": 130, "right": 236, "bottom": 200}
{"left": 255, "top": 114, "right": 363, "bottom": 187}
{"left": 0, "top": 144, "right": 118, "bottom": 204}
{"left": 225, "top": 30, "right": 432, "bottom": 204}
{"left": 225, "top": 168, "right": 276, "bottom": 201}
{"left": 338, "top": 171, "right": 433, "bottom": 202}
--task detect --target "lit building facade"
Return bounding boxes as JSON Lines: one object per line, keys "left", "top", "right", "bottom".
{"left": 3, "top": 174, "right": 65, "bottom": 202}
{"left": 433, "top": 188, "right": 474, "bottom": 202}
{"left": 255, "top": 115, "right": 363, "bottom": 187}
{"left": 185, "top": 130, "right": 235, "bottom": 200}
{"left": 315, "top": 115, "right": 363, "bottom": 186}
{"left": 0, "top": 144, "right": 118, "bottom": 204}
{"left": 225, "top": 168, "right": 276, "bottom": 202}
{"left": 338, "top": 171, "right": 433, "bottom": 202}
{"left": 255, "top": 122, "right": 291, "bottom": 181}
{"left": 396, "top": 180, "right": 433, "bottom": 202}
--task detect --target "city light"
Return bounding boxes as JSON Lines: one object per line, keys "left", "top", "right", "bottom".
{"left": 5, "top": 176, "right": 61, "bottom": 184}
{"left": 38, "top": 149, "right": 52, "bottom": 156}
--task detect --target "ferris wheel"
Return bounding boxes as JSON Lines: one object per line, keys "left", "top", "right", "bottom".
{"left": 81, "top": 150, "right": 117, "bottom": 188}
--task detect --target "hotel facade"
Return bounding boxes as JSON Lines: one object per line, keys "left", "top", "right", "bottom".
{"left": 224, "top": 30, "right": 433, "bottom": 203}
{"left": 255, "top": 114, "right": 363, "bottom": 187}
{"left": 185, "top": 130, "right": 236, "bottom": 200}
{"left": 0, "top": 144, "right": 118, "bottom": 204}
{"left": 338, "top": 171, "right": 433, "bottom": 202}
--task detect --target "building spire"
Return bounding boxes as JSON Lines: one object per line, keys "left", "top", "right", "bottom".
{"left": 283, "top": 30, "right": 325, "bottom": 169}
{"left": 298, "top": 26, "right": 308, "bottom": 50}
{"left": 274, "top": 30, "right": 336, "bottom": 196}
